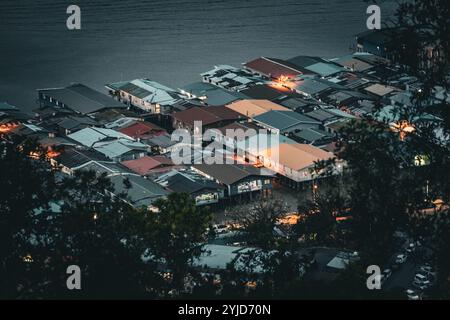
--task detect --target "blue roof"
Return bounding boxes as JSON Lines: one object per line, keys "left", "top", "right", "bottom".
{"left": 39, "top": 83, "right": 125, "bottom": 114}
{"left": 110, "top": 175, "right": 169, "bottom": 208}
{"left": 294, "top": 78, "right": 331, "bottom": 96}
{"left": 305, "top": 62, "right": 344, "bottom": 77}
{"left": 0, "top": 102, "right": 18, "bottom": 111}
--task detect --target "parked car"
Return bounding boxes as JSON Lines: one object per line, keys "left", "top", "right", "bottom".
{"left": 395, "top": 254, "right": 407, "bottom": 264}
{"left": 419, "top": 265, "right": 436, "bottom": 278}
{"left": 213, "top": 224, "right": 229, "bottom": 234}
{"left": 381, "top": 269, "right": 392, "bottom": 283}
{"left": 413, "top": 273, "right": 433, "bottom": 290}
{"left": 413, "top": 280, "right": 432, "bottom": 290}
{"left": 414, "top": 273, "right": 428, "bottom": 283}
{"left": 406, "top": 289, "right": 422, "bottom": 300}
{"left": 406, "top": 243, "right": 415, "bottom": 254}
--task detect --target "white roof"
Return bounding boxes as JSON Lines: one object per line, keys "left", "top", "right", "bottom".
{"left": 234, "top": 76, "right": 253, "bottom": 84}
{"left": 325, "top": 108, "right": 357, "bottom": 119}
{"left": 200, "top": 65, "right": 238, "bottom": 77}
{"left": 131, "top": 79, "right": 175, "bottom": 93}
{"left": 306, "top": 62, "right": 344, "bottom": 77}
{"left": 104, "top": 117, "right": 138, "bottom": 129}
{"left": 93, "top": 139, "right": 147, "bottom": 159}
{"left": 193, "top": 245, "right": 242, "bottom": 270}
{"left": 93, "top": 140, "right": 133, "bottom": 158}
{"left": 237, "top": 132, "right": 298, "bottom": 154}
{"left": 68, "top": 127, "right": 133, "bottom": 147}
{"left": 326, "top": 256, "right": 350, "bottom": 270}
{"left": 23, "top": 124, "right": 44, "bottom": 132}
{"left": 224, "top": 73, "right": 237, "bottom": 79}
{"left": 364, "top": 83, "right": 397, "bottom": 96}
{"left": 130, "top": 79, "right": 179, "bottom": 105}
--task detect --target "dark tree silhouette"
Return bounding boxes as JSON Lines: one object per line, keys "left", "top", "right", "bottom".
{"left": 143, "top": 193, "right": 212, "bottom": 293}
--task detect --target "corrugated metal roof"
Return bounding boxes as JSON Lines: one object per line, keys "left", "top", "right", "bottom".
{"left": 0, "top": 102, "right": 18, "bottom": 111}
{"left": 244, "top": 57, "right": 303, "bottom": 79}
{"left": 265, "top": 143, "right": 334, "bottom": 171}
{"left": 39, "top": 83, "right": 125, "bottom": 114}
{"left": 109, "top": 174, "right": 169, "bottom": 207}
{"left": 293, "top": 78, "right": 331, "bottom": 96}
{"left": 226, "top": 99, "right": 289, "bottom": 118}
{"left": 193, "top": 163, "right": 274, "bottom": 186}
{"left": 67, "top": 127, "right": 132, "bottom": 147}
{"left": 253, "top": 110, "right": 320, "bottom": 131}
{"left": 122, "top": 156, "right": 173, "bottom": 175}
{"left": 93, "top": 140, "right": 134, "bottom": 158}
{"left": 158, "top": 170, "right": 223, "bottom": 194}
{"left": 54, "top": 147, "right": 109, "bottom": 169}
{"left": 305, "top": 62, "right": 344, "bottom": 77}
{"left": 108, "top": 79, "right": 180, "bottom": 105}
{"left": 287, "top": 56, "right": 326, "bottom": 69}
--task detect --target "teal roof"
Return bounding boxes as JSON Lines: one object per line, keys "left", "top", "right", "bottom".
{"left": 0, "top": 102, "right": 18, "bottom": 111}
{"left": 305, "top": 62, "right": 344, "bottom": 77}
{"left": 110, "top": 175, "right": 169, "bottom": 208}
{"left": 254, "top": 110, "right": 320, "bottom": 131}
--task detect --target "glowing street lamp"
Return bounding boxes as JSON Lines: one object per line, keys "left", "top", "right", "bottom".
{"left": 22, "top": 254, "right": 33, "bottom": 263}
{"left": 312, "top": 182, "right": 319, "bottom": 202}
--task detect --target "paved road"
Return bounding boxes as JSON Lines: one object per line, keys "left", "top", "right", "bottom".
{"left": 383, "top": 261, "right": 417, "bottom": 291}
{"left": 383, "top": 244, "right": 434, "bottom": 292}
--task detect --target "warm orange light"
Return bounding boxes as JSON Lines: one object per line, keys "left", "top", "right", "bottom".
{"left": 22, "top": 254, "right": 33, "bottom": 263}
{"left": 278, "top": 214, "right": 300, "bottom": 225}
{"left": 268, "top": 74, "right": 296, "bottom": 91}
{"left": 336, "top": 216, "right": 352, "bottom": 222}
{"left": 391, "top": 120, "right": 415, "bottom": 141}
{"left": 225, "top": 154, "right": 247, "bottom": 165}
{"left": 253, "top": 156, "right": 264, "bottom": 168}
{"left": 29, "top": 148, "right": 60, "bottom": 160}
{"left": 46, "top": 150, "right": 61, "bottom": 158}
{"left": 28, "top": 151, "right": 40, "bottom": 159}
{"left": 0, "top": 123, "right": 19, "bottom": 133}
{"left": 278, "top": 75, "right": 290, "bottom": 84}
{"left": 253, "top": 161, "right": 264, "bottom": 168}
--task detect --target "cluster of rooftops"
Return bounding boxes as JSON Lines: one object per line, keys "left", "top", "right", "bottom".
{"left": 1, "top": 41, "right": 446, "bottom": 211}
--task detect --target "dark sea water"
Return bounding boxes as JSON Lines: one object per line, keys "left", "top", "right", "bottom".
{"left": 0, "top": 0, "right": 397, "bottom": 112}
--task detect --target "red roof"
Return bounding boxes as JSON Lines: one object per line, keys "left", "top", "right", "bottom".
{"left": 121, "top": 155, "right": 173, "bottom": 175}
{"left": 244, "top": 57, "right": 302, "bottom": 79}
{"left": 119, "top": 121, "right": 164, "bottom": 138}
{"left": 172, "top": 106, "right": 241, "bottom": 127}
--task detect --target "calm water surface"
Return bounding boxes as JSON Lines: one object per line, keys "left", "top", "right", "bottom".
{"left": 0, "top": 0, "right": 397, "bottom": 111}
